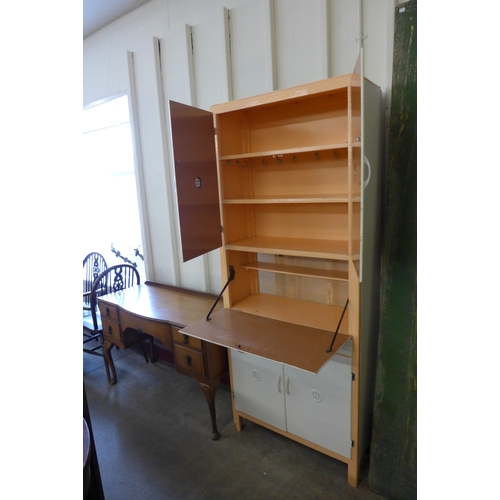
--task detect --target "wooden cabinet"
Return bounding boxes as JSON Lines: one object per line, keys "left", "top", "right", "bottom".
{"left": 173, "top": 68, "right": 382, "bottom": 486}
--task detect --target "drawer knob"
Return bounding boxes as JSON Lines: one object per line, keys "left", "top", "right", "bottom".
{"left": 106, "top": 307, "right": 110, "bottom": 316}
{"left": 183, "top": 334, "right": 189, "bottom": 345}
{"left": 108, "top": 326, "right": 112, "bottom": 334}
{"left": 185, "top": 355, "right": 192, "bottom": 367}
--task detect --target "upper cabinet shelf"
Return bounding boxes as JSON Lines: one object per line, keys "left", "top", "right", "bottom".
{"left": 218, "top": 143, "right": 359, "bottom": 162}
{"left": 219, "top": 146, "right": 356, "bottom": 204}
{"left": 215, "top": 84, "right": 360, "bottom": 158}
{"left": 224, "top": 236, "right": 351, "bottom": 260}
{"left": 222, "top": 195, "right": 357, "bottom": 204}
{"left": 241, "top": 261, "right": 349, "bottom": 281}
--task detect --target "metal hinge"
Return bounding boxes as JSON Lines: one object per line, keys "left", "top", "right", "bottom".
{"left": 351, "top": 373, "right": 355, "bottom": 381}
{"left": 351, "top": 440, "right": 355, "bottom": 448}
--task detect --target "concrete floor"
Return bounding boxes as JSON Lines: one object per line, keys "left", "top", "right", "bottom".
{"left": 84, "top": 340, "right": 388, "bottom": 500}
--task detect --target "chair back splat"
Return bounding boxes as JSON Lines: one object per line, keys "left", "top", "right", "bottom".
{"left": 83, "top": 252, "right": 107, "bottom": 309}
{"left": 89, "top": 264, "right": 141, "bottom": 331}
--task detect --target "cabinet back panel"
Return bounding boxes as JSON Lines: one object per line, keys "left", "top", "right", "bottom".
{"left": 253, "top": 204, "right": 348, "bottom": 241}
{"left": 216, "top": 91, "right": 349, "bottom": 156}
{"left": 221, "top": 153, "right": 348, "bottom": 200}
{"left": 249, "top": 93, "right": 348, "bottom": 152}
{"left": 257, "top": 254, "right": 349, "bottom": 306}
{"left": 223, "top": 204, "right": 349, "bottom": 243}
{"left": 254, "top": 154, "right": 347, "bottom": 198}
{"left": 259, "top": 272, "right": 348, "bottom": 306}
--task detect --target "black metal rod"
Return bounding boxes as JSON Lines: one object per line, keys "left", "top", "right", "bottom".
{"left": 326, "top": 298, "right": 349, "bottom": 353}
{"left": 206, "top": 266, "right": 235, "bottom": 320}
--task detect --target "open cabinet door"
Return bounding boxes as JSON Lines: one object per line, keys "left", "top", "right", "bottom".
{"left": 169, "top": 101, "right": 222, "bottom": 262}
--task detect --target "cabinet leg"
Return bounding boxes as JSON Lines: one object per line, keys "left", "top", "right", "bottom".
{"left": 234, "top": 414, "right": 243, "bottom": 432}
{"left": 347, "top": 461, "right": 359, "bottom": 487}
{"left": 102, "top": 341, "right": 117, "bottom": 385}
{"left": 199, "top": 382, "right": 221, "bottom": 440}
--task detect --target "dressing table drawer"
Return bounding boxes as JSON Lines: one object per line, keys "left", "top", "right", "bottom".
{"left": 101, "top": 318, "right": 122, "bottom": 345}
{"left": 172, "top": 327, "right": 202, "bottom": 351}
{"left": 100, "top": 303, "right": 119, "bottom": 321}
{"left": 174, "top": 344, "right": 205, "bottom": 377}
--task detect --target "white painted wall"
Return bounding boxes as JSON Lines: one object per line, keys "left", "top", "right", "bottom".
{"left": 83, "top": 0, "right": 400, "bottom": 295}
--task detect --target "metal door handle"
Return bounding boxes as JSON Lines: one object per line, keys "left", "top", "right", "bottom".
{"left": 363, "top": 155, "right": 372, "bottom": 189}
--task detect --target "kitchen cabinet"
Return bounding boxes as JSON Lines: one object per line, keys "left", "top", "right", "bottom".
{"left": 172, "top": 61, "right": 382, "bottom": 486}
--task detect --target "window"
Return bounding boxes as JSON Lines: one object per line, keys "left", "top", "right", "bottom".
{"left": 82, "top": 95, "right": 144, "bottom": 278}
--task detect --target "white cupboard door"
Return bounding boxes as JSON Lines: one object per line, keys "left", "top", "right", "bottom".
{"left": 230, "top": 350, "right": 286, "bottom": 431}
{"left": 285, "top": 356, "right": 352, "bottom": 458}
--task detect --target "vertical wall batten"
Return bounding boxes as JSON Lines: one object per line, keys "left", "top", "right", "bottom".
{"left": 153, "top": 36, "right": 181, "bottom": 286}
{"left": 223, "top": 7, "right": 234, "bottom": 102}
{"left": 187, "top": 26, "right": 196, "bottom": 105}
{"left": 127, "top": 51, "right": 155, "bottom": 281}
{"left": 266, "top": 0, "right": 278, "bottom": 91}
{"left": 195, "top": 19, "right": 213, "bottom": 292}
{"left": 319, "top": 0, "right": 332, "bottom": 79}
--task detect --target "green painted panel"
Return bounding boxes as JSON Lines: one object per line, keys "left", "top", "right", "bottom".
{"left": 368, "top": 1, "right": 417, "bottom": 499}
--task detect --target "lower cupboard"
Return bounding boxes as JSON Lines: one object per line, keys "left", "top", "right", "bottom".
{"left": 230, "top": 349, "right": 353, "bottom": 459}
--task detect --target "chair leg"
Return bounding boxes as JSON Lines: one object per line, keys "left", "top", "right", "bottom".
{"left": 139, "top": 341, "right": 149, "bottom": 364}
{"left": 150, "top": 337, "right": 157, "bottom": 363}
{"left": 102, "top": 342, "right": 117, "bottom": 385}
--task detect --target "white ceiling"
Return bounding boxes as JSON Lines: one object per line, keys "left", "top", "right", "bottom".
{"left": 83, "top": 0, "right": 151, "bottom": 39}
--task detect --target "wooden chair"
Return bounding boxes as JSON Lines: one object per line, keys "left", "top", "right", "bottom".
{"left": 83, "top": 253, "right": 108, "bottom": 352}
{"left": 84, "top": 264, "right": 151, "bottom": 384}
{"left": 83, "top": 252, "right": 107, "bottom": 313}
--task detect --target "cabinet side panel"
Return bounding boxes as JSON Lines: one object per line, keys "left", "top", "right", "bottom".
{"left": 216, "top": 111, "right": 249, "bottom": 156}
{"left": 359, "top": 80, "right": 383, "bottom": 457}
{"left": 225, "top": 250, "right": 258, "bottom": 306}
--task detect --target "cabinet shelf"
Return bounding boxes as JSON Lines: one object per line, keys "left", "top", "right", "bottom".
{"left": 223, "top": 195, "right": 359, "bottom": 204}
{"left": 241, "top": 261, "right": 348, "bottom": 281}
{"left": 231, "top": 293, "right": 349, "bottom": 333}
{"left": 225, "top": 236, "right": 351, "bottom": 260}
{"left": 219, "top": 143, "right": 359, "bottom": 162}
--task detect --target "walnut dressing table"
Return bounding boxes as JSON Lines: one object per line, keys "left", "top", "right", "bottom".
{"left": 97, "top": 281, "right": 227, "bottom": 440}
